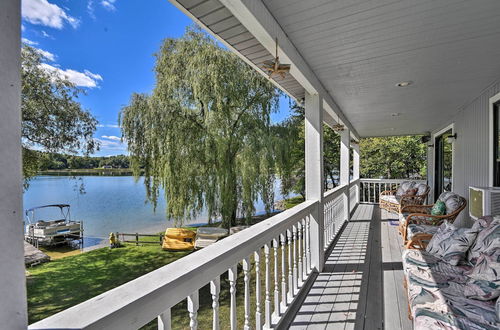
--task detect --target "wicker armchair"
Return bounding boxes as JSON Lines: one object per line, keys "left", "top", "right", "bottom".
{"left": 379, "top": 182, "right": 430, "bottom": 214}
{"left": 400, "top": 193, "right": 467, "bottom": 248}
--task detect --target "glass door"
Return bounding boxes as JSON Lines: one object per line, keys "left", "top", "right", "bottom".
{"left": 494, "top": 102, "right": 500, "bottom": 186}
{"left": 434, "top": 129, "right": 453, "bottom": 200}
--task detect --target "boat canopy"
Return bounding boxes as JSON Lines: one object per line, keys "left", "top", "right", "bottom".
{"left": 25, "top": 204, "right": 70, "bottom": 214}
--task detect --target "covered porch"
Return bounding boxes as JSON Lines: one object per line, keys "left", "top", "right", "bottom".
{"left": 1, "top": 0, "right": 499, "bottom": 329}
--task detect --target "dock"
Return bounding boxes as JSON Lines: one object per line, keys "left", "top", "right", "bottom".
{"left": 24, "top": 241, "right": 50, "bottom": 266}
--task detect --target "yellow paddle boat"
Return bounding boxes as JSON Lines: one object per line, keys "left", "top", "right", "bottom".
{"left": 162, "top": 228, "right": 196, "bottom": 251}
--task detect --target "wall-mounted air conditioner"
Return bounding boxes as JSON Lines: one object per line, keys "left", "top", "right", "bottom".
{"left": 469, "top": 186, "right": 500, "bottom": 219}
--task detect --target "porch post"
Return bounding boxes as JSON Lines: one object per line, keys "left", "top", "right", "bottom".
{"left": 0, "top": 0, "right": 27, "bottom": 329}
{"left": 352, "top": 143, "right": 360, "bottom": 180}
{"left": 340, "top": 129, "right": 351, "bottom": 220}
{"left": 305, "top": 92, "right": 325, "bottom": 272}
{"left": 352, "top": 142, "right": 360, "bottom": 205}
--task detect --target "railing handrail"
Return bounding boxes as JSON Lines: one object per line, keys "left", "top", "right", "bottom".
{"left": 360, "top": 178, "right": 427, "bottom": 183}
{"left": 323, "top": 182, "right": 348, "bottom": 201}
{"left": 29, "top": 200, "right": 318, "bottom": 330}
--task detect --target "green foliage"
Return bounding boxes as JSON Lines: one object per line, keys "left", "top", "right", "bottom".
{"left": 27, "top": 151, "right": 130, "bottom": 171}
{"left": 281, "top": 104, "right": 341, "bottom": 197}
{"left": 21, "top": 45, "right": 98, "bottom": 181}
{"left": 120, "top": 27, "right": 286, "bottom": 227}
{"left": 360, "top": 136, "right": 427, "bottom": 179}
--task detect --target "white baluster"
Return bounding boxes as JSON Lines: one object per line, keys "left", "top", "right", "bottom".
{"left": 243, "top": 257, "right": 251, "bottom": 330}
{"left": 158, "top": 308, "right": 171, "bottom": 330}
{"left": 273, "top": 238, "right": 280, "bottom": 318}
{"left": 306, "top": 216, "right": 311, "bottom": 273}
{"left": 188, "top": 291, "right": 199, "bottom": 330}
{"left": 298, "top": 221, "right": 303, "bottom": 285}
{"left": 280, "top": 233, "right": 287, "bottom": 310}
{"left": 287, "top": 228, "right": 293, "bottom": 303}
{"left": 263, "top": 244, "right": 271, "bottom": 329}
{"left": 229, "top": 265, "right": 237, "bottom": 330}
{"left": 210, "top": 277, "right": 220, "bottom": 330}
{"left": 254, "top": 250, "right": 264, "bottom": 330}
{"left": 302, "top": 219, "right": 307, "bottom": 280}
{"left": 292, "top": 224, "right": 298, "bottom": 295}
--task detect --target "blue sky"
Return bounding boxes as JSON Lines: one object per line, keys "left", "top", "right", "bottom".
{"left": 21, "top": 0, "right": 292, "bottom": 156}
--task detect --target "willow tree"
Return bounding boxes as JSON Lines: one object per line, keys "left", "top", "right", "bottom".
{"left": 120, "top": 27, "right": 282, "bottom": 227}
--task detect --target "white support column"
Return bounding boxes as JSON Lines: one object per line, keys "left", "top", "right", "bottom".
{"left": 352, "top": 143, "right": 360, "bottom": 180}
{"left": 0, "top": 1, "right": 27, "bottom": 329}
{"left": 352, "top": 143, "right": 360, "bottom": 206}
{"left": 340, "top": 129, "right": 351, "bottom": 221}
{"left": 305, "top": 93, "right": 325, "bottom": 272}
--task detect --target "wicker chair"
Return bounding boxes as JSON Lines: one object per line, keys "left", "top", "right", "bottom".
{"left": 400, "top": 192, "right": 467, "bottom": 248}
{"left": 379, "top": 181, "right": 430, "bottom": 214}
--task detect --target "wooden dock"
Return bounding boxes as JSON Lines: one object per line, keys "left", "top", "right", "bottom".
{"left": 24, "top": 241, "right": 50, "bottom": 266}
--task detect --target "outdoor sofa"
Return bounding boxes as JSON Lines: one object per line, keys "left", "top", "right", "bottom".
{"left": 402, "top": 215, "right": 500, "bottom": 329}
{"left": 379, "top": 181, "right": 430, "bottom": 214}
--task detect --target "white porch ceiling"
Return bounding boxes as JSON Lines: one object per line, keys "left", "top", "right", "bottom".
{"left": 263, "top": 0, "right": 500, "bottom": 136}
{"left": 172, "top": 0, "right": 500, "bottom": 137}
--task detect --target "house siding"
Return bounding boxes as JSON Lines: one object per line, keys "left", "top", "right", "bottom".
{"left": 429, "top": 79, "right": 500, "bottom": 227}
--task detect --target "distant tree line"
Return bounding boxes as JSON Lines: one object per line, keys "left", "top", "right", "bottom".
{"left": 34, "top": 151, "right": 130, "bottom": 170}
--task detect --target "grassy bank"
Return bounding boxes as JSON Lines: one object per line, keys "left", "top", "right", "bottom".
{"left": 27, "top": 235, "right": 290, "bottom": 329}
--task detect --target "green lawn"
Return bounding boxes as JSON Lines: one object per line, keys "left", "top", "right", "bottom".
{"left": 27, "top": 225, "right": 293, "bottom": 329}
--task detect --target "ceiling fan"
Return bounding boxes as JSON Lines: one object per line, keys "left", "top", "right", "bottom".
{"left": 262, "top": 38, "right": 291, "bottom": 79}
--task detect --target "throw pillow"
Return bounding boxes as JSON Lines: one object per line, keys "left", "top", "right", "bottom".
{"left": 464, "top": 250, "right": 500, "bottom": 301}
{"left": 431, "top": 201, "right": 446, "bottom": 216}
{"left": 426, "top": 221, "right": 479, "bottom": 266}
{"left": 406, "top": 188, "right": 418, "bottom": 196}
{"left": 468, "top": 219, "right": 500, "bottom": 265}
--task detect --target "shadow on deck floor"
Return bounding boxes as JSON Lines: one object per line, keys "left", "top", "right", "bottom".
{"left": 289, "top": 204, "right": 412, "bottom": 330}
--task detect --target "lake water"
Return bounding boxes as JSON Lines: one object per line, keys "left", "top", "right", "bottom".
{"left": 23, "top": 176, "right": 288, "bottom": 243}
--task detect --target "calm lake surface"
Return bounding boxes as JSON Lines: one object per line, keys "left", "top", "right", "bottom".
{"left": 23, "top": 176, "right": 287, "bottom": 242}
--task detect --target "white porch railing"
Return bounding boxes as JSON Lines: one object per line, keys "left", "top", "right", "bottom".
{"left": 323, "top": 185, "right": 345, "bottom": 250}
{"left": 322, "top": 180, "right": 360, "bottom": 251}
{"left": 28, "top": 182, "right": 362, "bottom": 330}
{"left": 359, "top": 179, "right": 427, "bottom": 204}
{"left": 29, "top": 201, "right": 319, "bottom": 330}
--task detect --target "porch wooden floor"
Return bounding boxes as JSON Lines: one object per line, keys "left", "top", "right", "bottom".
{"left": 290, "top": 204, "right": 412, "bottom": 330}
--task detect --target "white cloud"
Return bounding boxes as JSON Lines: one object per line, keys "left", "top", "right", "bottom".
{"left": 40, "top": 63, "right": 103, "bottom": 88}
{"left": 94, "top": 137, "right": 127, "bottom": 152}
{"left": 102, "top": 135, "right": 121, "bottom": 141}
{"left": 101, "top": 0, "right": 117, "bottom": 11}
{"left": 87, "top": 0, "right": 96, "bottom": 19}
{"left": 41, "top": 30, "right": 53, "bottom": 38}
{"left": 22, "top": 37, "right": 38, "bottom": 46}
{"left": 34, "top": 48, "right": 56, "bottom": 61}
{"left": 22, "top": 0, "right": 80, "bottom": 29}
{"left": 97, "top": 124, "right": 120, "bottom": 128}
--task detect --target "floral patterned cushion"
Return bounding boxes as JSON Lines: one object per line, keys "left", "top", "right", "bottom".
{"left": 496, "top": 298, "right": 500, "bottom": 322}
{"left": 380, "top": 194, "right": 400, "bottom": 204}
{"left": 405, "top": 262, "right": 499, "bottom": 329}
{"left": 437, "top": 191, "right": 464, "bottom": 214}
{"left": 413, "top": 297, "right": 499, "bottom": 330}
{"left": 396, "top": 181, "right": 415, "bottom": 196}
{"left": 464, "top": 250, "right": 500, "bottom": 301}
{"left": 431, "top": 200, "right": 446, "bottom": 215}
{"left": 426, "top": 221, "right": 479, "bottom": 266}
{"left": 407, "top": 223, "right": 440, "bottom": 240}
{"left": 468, "top": 218, "right": 500, "bottom": 265}
{"left": 414, "top": 183, "right": 429, "bottom": 196}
